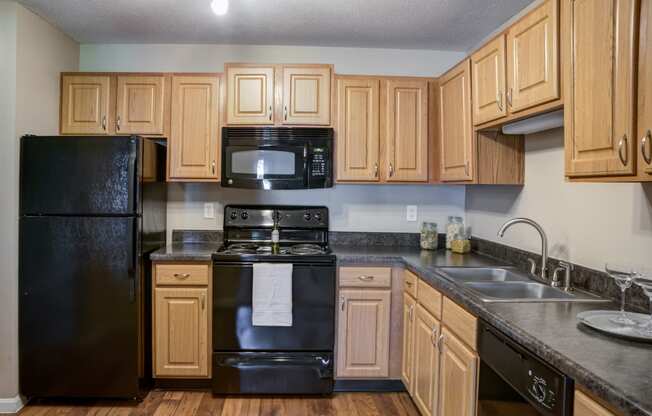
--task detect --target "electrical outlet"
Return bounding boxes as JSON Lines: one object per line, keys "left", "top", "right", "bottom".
{"left": 203, "top": 203, "right": 215, "bottom": 219}
{"left": 406, "top": 205, "right": 418, "bottom": 222}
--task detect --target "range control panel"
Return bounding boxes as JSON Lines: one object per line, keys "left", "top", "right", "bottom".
{"left": 224, "top": 206, "right": 329, "bottom": 229}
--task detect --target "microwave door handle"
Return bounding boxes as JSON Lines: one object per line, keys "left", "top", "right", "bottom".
{"left": 303, "top": 145, "right": 310, "bottom": 183}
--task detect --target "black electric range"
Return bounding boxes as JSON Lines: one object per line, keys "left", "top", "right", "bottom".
{"left": 211, "top": 205, "right": 336, "bottom": 395}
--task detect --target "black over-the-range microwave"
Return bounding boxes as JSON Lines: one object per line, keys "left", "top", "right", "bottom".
{"left": 221, "top": 127, "right": 333, "bottom": 190}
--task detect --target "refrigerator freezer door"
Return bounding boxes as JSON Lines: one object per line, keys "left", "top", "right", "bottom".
{"left": 20, "top": 136, "right": 139, "bottom": 216}
{"left": 19, "top": 216, "right": 140, "bottom": 398}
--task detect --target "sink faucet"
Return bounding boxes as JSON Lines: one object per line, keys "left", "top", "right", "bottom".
{"left": 497, "top": 218, "right": 548, "bottom": 282}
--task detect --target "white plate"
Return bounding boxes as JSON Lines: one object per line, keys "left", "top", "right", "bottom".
{"left": 577, "top": 310, "right": 652, "bottom": 342}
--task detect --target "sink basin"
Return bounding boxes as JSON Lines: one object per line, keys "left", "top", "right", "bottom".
{"left": 436, "top": 267, "right": 610, "bottom": 303}
{"left": 437, "top": 267, "right": 531, "bottom": 283}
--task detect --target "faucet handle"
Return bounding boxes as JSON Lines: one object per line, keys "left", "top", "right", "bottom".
{"left": 526, "top": 258, "right": 537, "bottom": 275}
{"left": 553, "top": 261, "right": 574, "bottom": 290}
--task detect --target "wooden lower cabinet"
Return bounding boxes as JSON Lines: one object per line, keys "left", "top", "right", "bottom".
{"left": 438, "top": 327, "right": 478, "bottom": 416}
{"left": 412, "top": 305, "right": 441, "bottom": 416}
{"left": 154, "top": 287, "right": 209, "bottom": 377}
{"left": 336, "top": 289, "right": 391, "bottom": 378}
{"left": 574, "top": 390, "right": 618, "bottom": 416}
{"left": 401, "top": 293, "right": 417, "bottom": 392}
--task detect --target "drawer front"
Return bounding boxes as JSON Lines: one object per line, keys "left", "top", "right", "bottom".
{"left": 404, "top": 270, "right": 418, "bottom": 297}
{"left": 156, "top": 263, "right": 210, "bottom": 286}
{"left": 442, "top": 297, "right": 477, "bottom": 350}
{"left": 417, "top": 280, "right": 442, "bottom": 320}
{"left": 339, "top": 267, "right": 391, "bottom": 288}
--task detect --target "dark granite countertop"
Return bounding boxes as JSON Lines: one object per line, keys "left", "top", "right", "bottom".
{"left": 150, "top": 243, "right": 651, "bottom": 415}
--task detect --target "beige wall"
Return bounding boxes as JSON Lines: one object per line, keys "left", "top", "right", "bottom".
{"left": 80, "top": 44, "right": 468, "bottom": 242}
{"left": 0, "top": 2, "right": 79, "bottom": 405}
{"left": 466, "top": 128, "right": 652, "bottom": 272}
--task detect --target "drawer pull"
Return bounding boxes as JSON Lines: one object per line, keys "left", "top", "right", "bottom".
{"left": 405, "top": 281, "right": 413, "bottom": 287}
{"left": 431, "top": 327, "right": 439, "bottom": 347}
{"left": 173, "top": 273, "right": 191, "bottom": 279}
{"left": 358, "top": 275, "right": 375, "bottom": 281}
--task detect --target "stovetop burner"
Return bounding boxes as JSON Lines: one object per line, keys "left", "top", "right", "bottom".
{"left": 218, "top": 243, "right": 330, "bottom": 256}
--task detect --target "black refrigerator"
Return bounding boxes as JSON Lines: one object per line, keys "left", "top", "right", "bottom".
{"left": 19, "top": 136, "right": 167, "bottom": 399}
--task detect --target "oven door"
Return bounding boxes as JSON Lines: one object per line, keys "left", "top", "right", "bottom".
{"left": 222, "top": 145, "right": 307, "bottom": 189}
{"left": 212, "top": 261, "right": 335, "bottom": 351}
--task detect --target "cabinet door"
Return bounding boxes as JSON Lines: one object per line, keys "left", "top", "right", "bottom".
{"left": 154, "top": 287, "right": 209, "bottom": 377}
{"left": 384, "top": 79, "right": 429, "bottom": 182}
{"left": 336, "top": 289, "right": 391, "bottom": 378}
{"left": 472, "top": 35, "right": 507, "bottom": 125}
{"left": 439, "top": 60, "right": 474, "bottom": 182}
{"left": 60, "top": 75, "right": 111, "bottom": 135}
{"left": 438, "top": 327, "right": 478, "bottom": 416}
{"left": 506, "top": 0, "right": 559, "bottom": 113}
{"left": 168, "top": 75, "right": 220, "bottom": 181}
{"left": 574, "top": 390, "right": 617, "bottom": 416}
{"left": 401, "top": 293, "right": 416, "bottom": 393}
{"left": 564, "top": 0, "right": 637, "bottom": 177}
{"left": 639, "top": 0, "right": 652, "bottom": 176}
{"left": 413, "top": 305, "right": 441, "bottom": 416}
{"left": 116, "top": 75, "right": 166, "bottom": 135}
{"left": 282, "top": 66, "right": 331, "bottom": 125}
{"left": 226, "top": 66, "right": 274, "bottom": 125}
{"left": 336, "top": 78, "right": 381, "bottom": 182}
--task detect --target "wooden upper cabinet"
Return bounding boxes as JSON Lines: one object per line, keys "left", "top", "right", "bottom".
{"left": 439, "top": 60, "right": 474, "bottom": 182}
{"left": 639, "top": 0, "right": 652, "bottom": 177}
{"left": 154, "top": 287, "right": 209, "bottom": 378}
{"left": 574, "top": 390, "right": 617, "bottom": 416}
{"left": 564, "top": 0, "right": 638, "bottom": 177}
{"left": 384, "top": 79, "right": 429, "bottom": 182}
{"left": 472, "top": 35, "right": 507, "bottom": 125}
{"left": 438, "top": 327, "right": 478, "bottom": 416}
{"left": 401, "top": 293, "right": 416, "bottom": 393}
{"left": 282, "top": 66, "right": 331, "bottom": 125}
{"left": 412, "top": 305, "right": 441, "bottom": 416}
{"left": 60, "top": 75, "right": 111, "bottom": 135}
{"left": 336, "top": 289, "right": 391, "bottom": 378}
{"left": 168, "top": 75, "right": 220, "bottom": 181}
{"left": 506, "top": 0, "right": 559, "bottom": 113}
{"left": 226, "top": 65, "right": 275, "bottom": 125}
{"left": 115, "top": 75, "right": 166, "bottom": 135}
{"left": 335, "top": 77, "right": 380, "bottom": 182}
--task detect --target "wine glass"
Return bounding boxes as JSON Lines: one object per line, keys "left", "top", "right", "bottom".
{"left": 605, "top": 263, "right": 637, "bottom": 325}
{"left": 633, "top": 268, "right": 652, "bottom": 337}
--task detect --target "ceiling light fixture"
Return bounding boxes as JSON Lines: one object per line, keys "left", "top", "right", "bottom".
{"left": 211, "top": 0, "right": 229, "bottom": 15}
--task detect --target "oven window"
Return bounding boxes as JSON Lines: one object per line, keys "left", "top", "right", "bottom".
{"left": 231, "top": 150, "right": 296, "bottom": 177}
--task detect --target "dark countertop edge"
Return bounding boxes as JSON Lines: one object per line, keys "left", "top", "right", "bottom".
{"left": 150, "top": 244, "right": 647, "bottom": 415}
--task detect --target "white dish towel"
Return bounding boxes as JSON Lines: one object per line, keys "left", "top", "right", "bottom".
{"left": 252, "top": 263, "right": 293, "bottom": 327}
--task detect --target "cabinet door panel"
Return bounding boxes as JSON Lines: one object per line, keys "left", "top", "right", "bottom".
{"left": 401, "top": 293, "right": 416, "bottom": 392}
{"left": 439, "top": 60, "right": 474, "bottom": 182}
{"left": 639, "top": 0, "right": 652, "bottom": 176}
{"left": 413, "top": 305, "right": 440, "bottom": 416}
{"left": 116, "top": 75, "right": 166, "bottom": 135}
{"left": 60, "top": 75, "right": 111, "bottom": 135}
{"left": 564, "top": 0, "right": 637, "bottom": 177}
{"left": 226, "top": 66, "right": 274, "bottom": 124}
{"left": 438, "top": 328, "right": 478, "bottom": 416}
{"left": 154, "top": 287, "right": 209, "bottom": 377}
{"left": 337, "top": 289, "right": 391, "bottom": 378}
{"left": 472, "top": 35, "right": 507, "bottom": 125}
{"left": 169, "top": 76, "right": 220, "bottom": 180}
{"left": 574, "top": 390, "right": 617, "bottom": 416}
{"left": 507, "top": 0, "right": 559, "bottom": 112}
{"left": 282, "top": 66, "right": 331, "bottom": 125}
{"left": 385, "top": 79, "right": 428, "bottom": 182}
{"left": 336, "top": 78, "right": 381, "bottom": 181}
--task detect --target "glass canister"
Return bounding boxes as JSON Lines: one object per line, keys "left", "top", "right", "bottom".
{"left": 420, "top": 222, "right": 438, "bottom": 250}
{"left": 446, "top": 216, "right": 464, "bottom": 249}
{"left": 451, "top": 228, "right": 471, "bottom": 254}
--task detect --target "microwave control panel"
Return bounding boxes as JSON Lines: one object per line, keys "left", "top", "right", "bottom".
{"left": 310, "top": 148, "right": 328, "bottom": 177}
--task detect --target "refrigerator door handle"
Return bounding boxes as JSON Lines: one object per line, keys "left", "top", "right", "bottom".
{"left": 129, "top": 278, "right": 136, "bottom": 303}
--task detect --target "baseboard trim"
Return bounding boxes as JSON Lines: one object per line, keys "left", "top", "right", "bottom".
{"left": 0, "top": 396, "right": 25, "bottom": 414}
{"left": 334, "top": 379, "right": 406, "bottom": 392}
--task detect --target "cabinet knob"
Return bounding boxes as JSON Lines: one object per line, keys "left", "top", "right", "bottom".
{"left": 373, "top": 163, "right": 379, "bottom": 178}
{"left": 269, "top": 105, "right": 273, "bottom": 121}
{"left": 284, "top": 105, "right": 288, "bottom": 121}
{"left": 389, "top": 163, "right": 394, "bottom": 178}
{"left": 101, "top": 115, "right": 107, "bottom": 131}
{"left": 116, "top": 116, "right": 121, "bottom": 131}
{"left": 211, "top": 160, "right": 216, "bottom": 175}
{"left": 642, "top": 130, "right": 652, "bottom": 165}
{"left": 496, "top": 92, "right": 504, "bottom": 112}
{"left": 506, "top": 88, "right": 513, "bottom": 108}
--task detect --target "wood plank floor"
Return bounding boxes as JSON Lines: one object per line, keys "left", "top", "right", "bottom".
{"left": 19, "top": 390, "right": 420, "bottom": 416}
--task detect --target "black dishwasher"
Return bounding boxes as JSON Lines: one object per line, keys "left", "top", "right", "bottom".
{"left": 477, "top": 320, "right": 574, "bottom": 416}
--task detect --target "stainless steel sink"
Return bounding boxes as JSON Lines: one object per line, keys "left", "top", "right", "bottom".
{"left": 436, "top": 267, "right": 610, "bottom": 303}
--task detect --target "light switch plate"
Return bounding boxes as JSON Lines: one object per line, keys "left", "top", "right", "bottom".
{"left": 406, "top": 205, "right": 418, "bottom": 222}
{"left": 203, "top": 203, "right": 215, "bottom": 219}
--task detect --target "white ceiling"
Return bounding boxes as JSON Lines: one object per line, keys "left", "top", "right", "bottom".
{"left": 17, "top": 0, "right": 535, "bottom": 51}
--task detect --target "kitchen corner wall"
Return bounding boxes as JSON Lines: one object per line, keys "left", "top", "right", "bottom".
{"left": 0, "top": 2, "right": 79, "bottom": 406}
{"left": 466, "top": 128, "right": 652, "bottom": 272}
{"left": 79, "top": 44, "right": 468, "bottom": 243}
